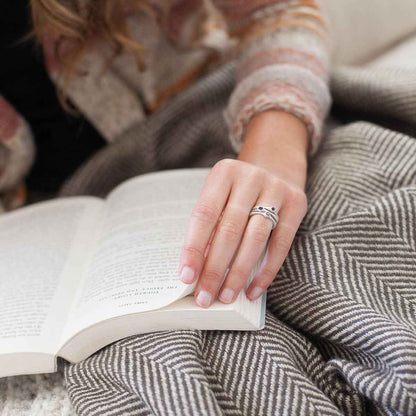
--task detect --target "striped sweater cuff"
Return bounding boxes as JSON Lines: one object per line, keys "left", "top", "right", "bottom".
{"left": 225, "top": 65, "right": 331, "bottom": 155}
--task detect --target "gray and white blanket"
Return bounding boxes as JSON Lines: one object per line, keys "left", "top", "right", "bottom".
{"left": 2, "top": 58, "right": 416, "bottom": 414}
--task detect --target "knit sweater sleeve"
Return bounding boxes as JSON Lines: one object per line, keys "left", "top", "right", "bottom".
{"left": 212, "top": 0, "right": 332, "bottom": 155}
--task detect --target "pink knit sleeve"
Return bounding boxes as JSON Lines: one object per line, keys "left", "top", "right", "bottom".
{"left": 212, "top": 0, "right": 332, "bottom": 155}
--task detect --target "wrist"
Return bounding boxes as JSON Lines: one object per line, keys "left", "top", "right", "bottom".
{"left": 237, "top": 110, "right": 309, "bottom": 189}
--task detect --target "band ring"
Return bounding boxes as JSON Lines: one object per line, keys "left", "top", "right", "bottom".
{"left": 249, "top": 205, "right": 279, "bottom": 230}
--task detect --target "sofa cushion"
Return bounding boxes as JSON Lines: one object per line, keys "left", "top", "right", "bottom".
{"left": 369, "top": 35, "right": 416, "bottom": 69}
{"left": 323, "top": 0, "right": 416, "bottom": 65}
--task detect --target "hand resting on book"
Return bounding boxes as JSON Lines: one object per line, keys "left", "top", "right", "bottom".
{"left": 180, "top": 159, "right": 307, "bottom": 308}
{"left": 0, "top": 169, "right": 267, "bottom": 377}
{"left": 179, "top": 111, "right": 309, "bottom": 308}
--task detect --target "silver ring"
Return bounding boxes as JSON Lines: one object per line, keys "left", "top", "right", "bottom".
{"left": 249, "top": 205, "right": 279, "bottom": 230}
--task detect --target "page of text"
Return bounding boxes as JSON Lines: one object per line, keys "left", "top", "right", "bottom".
{"left": 0, "top": 198, "right": 103, "bottom": 355}
{"left": 63, "top": 169, "right": 211, "bottom": 337}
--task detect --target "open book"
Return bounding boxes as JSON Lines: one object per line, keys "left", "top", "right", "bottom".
{"left": 0, "top": 168, "right": 266, "bottom": 378}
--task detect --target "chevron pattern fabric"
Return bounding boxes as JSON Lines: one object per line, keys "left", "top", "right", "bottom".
{"left": 58, "top": 64, "right": 416, "bottom": 416}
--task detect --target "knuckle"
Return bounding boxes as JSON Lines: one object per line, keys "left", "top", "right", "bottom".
{"left": 192, "top": 202, "right": 218, "bottom": 224}
{"left": 213, "top": 158, "right": 236, "bottom": 172}
{"left": 248, "top": 166, "right": 264, "bottom": 183}
{"left": 218, "top": 219, "right": 242, "bottom": 242}
{"left": 275, "top": 233, "right": 293, "bottom": 252}
{"left": 202, "top": 269, "right": 223, "bottom": 283}
{"left": 248, "top": 223, "right": 271, "bottom": 244}
{"left": 182, "top": 245, "right": 205, "bottom": 259}
{"left": 225, "top": 204, "right": 247, "bottom": 217}
{"left": 287, "top": 187, "right": 307, "bottom": 205}
{"left": 261, "top": 266, "right": 279, "bottom": 283}
{"left": 268, "top": 176, "right": 281, "bottom": 189}
{"left": 229, "top": 266, "right": 248, "bottom": 283}
{"left": 287, "top": 188, "right": 308, "bottom": 214}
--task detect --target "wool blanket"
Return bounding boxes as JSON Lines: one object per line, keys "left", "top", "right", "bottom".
{"left": 59, "top": 62, "right": 416, "bottom": 416}
{"left": 1, "top": 61, "right": 416, "bottom": 415}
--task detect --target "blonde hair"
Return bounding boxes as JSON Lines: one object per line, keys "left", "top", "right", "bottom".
{"left": 30, "top": 0, "right": 159, "bottom": 105}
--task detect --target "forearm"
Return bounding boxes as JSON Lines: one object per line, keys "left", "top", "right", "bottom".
{"left": 238, "top": 111, "right": 309, "bottom": 189}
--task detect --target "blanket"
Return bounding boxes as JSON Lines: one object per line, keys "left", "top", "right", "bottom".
{"left": 1, "top": 59, "right": 416, "bottom": 415}
{"left": 60, "top": 62, "right": 416, "bottom": 415}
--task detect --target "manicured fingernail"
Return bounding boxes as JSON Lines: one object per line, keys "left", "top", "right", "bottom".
{"left": 180, "top": 266, "right": 195, "bottom": 284}
{"left": 196, "top": 290, "right": 212, "bottom": 308}
{"left": 248, "top": 287, "right": 263, "bottom": 300}
{"left": 219, "top": 288, "right": 235, "bottom": 303}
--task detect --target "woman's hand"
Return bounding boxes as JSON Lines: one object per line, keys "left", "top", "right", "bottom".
{"left": 179, "top": 111, "right": 310, "bottom": 308}
{"left": 179, "top": 159, "right": 307, "bottom": 307}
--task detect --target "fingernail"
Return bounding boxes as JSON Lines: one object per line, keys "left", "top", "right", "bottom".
{"left": 219, "top": 288, "right": 235, "bottom": 303}
{"left": 180, "top": 266, "right": 195, "bottom": 284}
{"left": 248, "top": 286, "right": 263, "bottom": 300}
{"left": 196, "top": 290, "right": 212, "bottom": 308}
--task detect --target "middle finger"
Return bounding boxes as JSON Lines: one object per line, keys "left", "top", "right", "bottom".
{"left": 219, "top": 197, "right": 280, "bottom": 304}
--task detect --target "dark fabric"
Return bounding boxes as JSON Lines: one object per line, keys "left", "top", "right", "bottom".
{"left": 60, "top": 63, "right": 416, "bottom": 416}
{"left": 0, "top": 0, "right": 105, "bottom": 193}
{"left": 60, "top": 65, "right": 236, "bottom": 197}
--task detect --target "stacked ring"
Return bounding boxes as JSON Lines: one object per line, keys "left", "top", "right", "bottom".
{"left": 249, "top": 206, "right": 279, "bottom": 229}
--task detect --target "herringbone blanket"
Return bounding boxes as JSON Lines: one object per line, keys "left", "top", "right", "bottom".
{"left": 58, "top": 63, "right": 416, "bottom": 416}
{"left": 1, "top": 61, "right": 415, "bottom": 415}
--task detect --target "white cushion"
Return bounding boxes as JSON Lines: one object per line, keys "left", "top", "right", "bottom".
{"left": 322, "top": 0, "right": 416, "bottom": 64}
{"left": 368, "top": 35, "right": 416, "bottom": 69}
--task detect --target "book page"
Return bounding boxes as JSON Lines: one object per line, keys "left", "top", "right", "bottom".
{"left": 0, "top": 197, "right": 103, "bottom": 357}
{"left": 62, "top": 169, "right": 211, "bottom": 338}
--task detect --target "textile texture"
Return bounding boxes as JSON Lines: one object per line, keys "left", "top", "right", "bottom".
{"left": 0, "top": 0, "right": 331, "bottom": 212}
{"left": 57, "top": 63, "right": 416, "bottom": 415}
{"left": 42, "top": 0, "right": 331, "bottom": 151}
{"left": 0, "top": 60, "right": 415, "bottom": 414}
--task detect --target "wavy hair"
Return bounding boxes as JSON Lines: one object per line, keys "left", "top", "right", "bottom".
{"left": 30, "top": 0, "right": 161, "bottom": 105}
